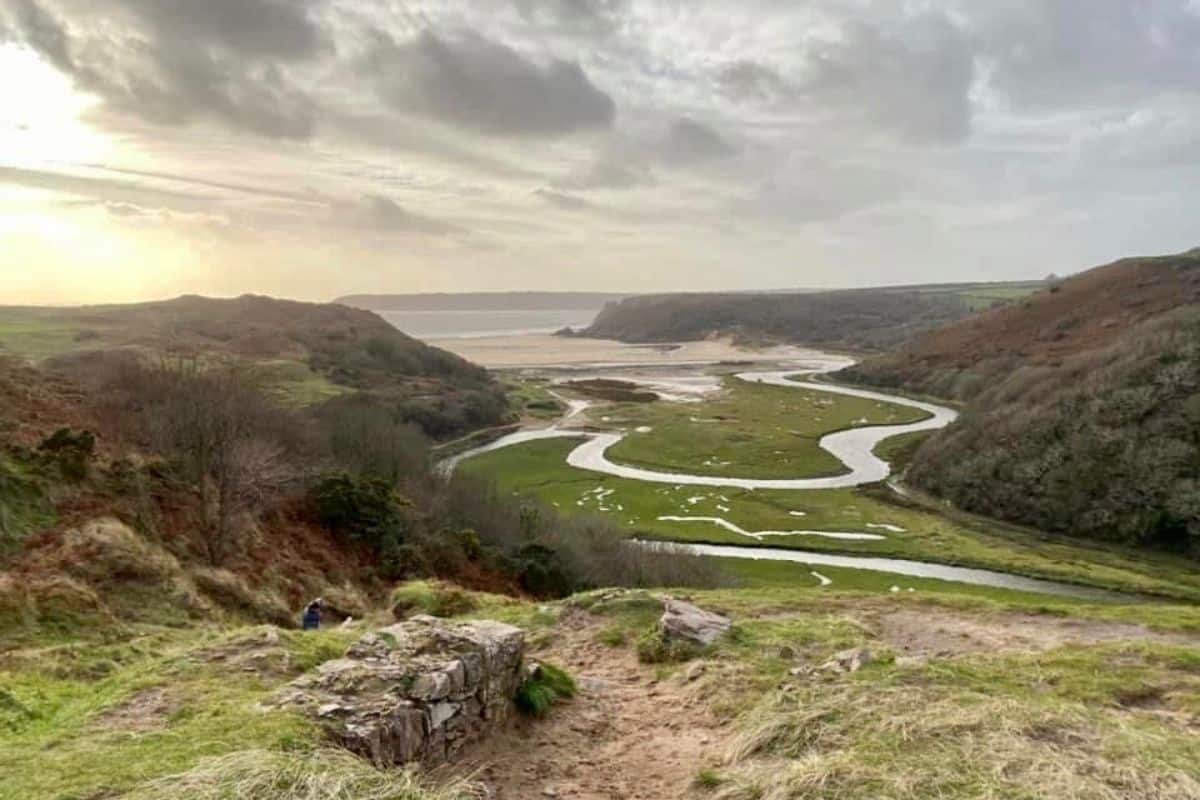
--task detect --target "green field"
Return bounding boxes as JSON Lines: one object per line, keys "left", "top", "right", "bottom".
{"left": 904, "top": 280, "right": 1045, "bottom": 312}
{"left": 0, "top": 309, "right": 92, "bottom": 361}
{"left": 593, "top": 376, "right": 928, "bottom": 480}
{"left": 461, "top": 400, "right": 1200, "bottom": 602}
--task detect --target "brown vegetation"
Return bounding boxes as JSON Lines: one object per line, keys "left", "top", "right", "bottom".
{"left": 843, "top": 248, "right": 1200, "bottom": 554}
{"left": 579, "top": 288, "right": 977, "bottom": 350}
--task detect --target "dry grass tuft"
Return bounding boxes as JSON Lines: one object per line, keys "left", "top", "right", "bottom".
{"left": 123, "top": 748, "right": 484, "bottom": 800}
{"left": 720, "top": 671, "right": 1200, "bottom": 800}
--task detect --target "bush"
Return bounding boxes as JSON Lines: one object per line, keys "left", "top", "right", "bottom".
{"left": 38, "top": 427, "right": 96, "bottom": 481}
{"left": 515, "top": 661, "right": 576, "bottom": 718}
{"left": 310, "top": 473, "right": 408, "bottom": 570}
{"left": 390, "top": 580, "right": 478, "bottom": 619}
{"left": 316, "top": 396, "right": 429, "bottom": 483}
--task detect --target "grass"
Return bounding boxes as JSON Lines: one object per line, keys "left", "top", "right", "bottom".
{"left": 0, "top": 454, "right": 53, "bottom": 557}
{"left": 0, "top": 623, "right": 360, "bottom": 800}
{"left": 597, "top": 376, "right": 928, "bottom": 480}
{"left": 459, "top": 437, "right": 1200, "bottom": 601}
{"left": 515, "top": 661, "right": 577, "bottom": 717}
{"left": 505, "top": 377, "right": 565, "bottom": 420}
{"left": 0, "top": 310, "right": 91, "bottom": 361}
{"left": 636, "top": 624, "right": 706, "bottom": 663}
{"left": 256, "top": 360, "right": 349, "bottom": 408}
{"left": 390, "top": 580, "right": 481, "bottom": 619}
{"left": 559, "top": 582, "right": 1200, "bottom": 799}
{"left": 123, "top": 748, "right": 480, "bottom": 800}
{"left": 715, "top": 644, "right": 1200, "bottom": 799}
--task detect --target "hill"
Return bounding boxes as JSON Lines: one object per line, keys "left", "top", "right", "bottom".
{"left": 0, "top": 295, "right": 509, "bottom": 440}
{"left": 335, "top": 291, "right": 630, "bottom": 311}
{"left": 841, "top": 248, "right": 1200, "bottom": 553}
{"left": 576, "top": 282, "right": 1042, "bottom": 351}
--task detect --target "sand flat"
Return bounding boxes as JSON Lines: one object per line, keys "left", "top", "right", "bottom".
{"left": 425, "top": 333, "right": 826, "bottom": 369}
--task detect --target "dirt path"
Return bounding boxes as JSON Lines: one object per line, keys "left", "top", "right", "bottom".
{"left": 456, "top": 612, "right": 729, "bottom": 799}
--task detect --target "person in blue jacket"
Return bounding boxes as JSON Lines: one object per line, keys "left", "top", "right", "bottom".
{"left": 302, "top": 598, "right": 323, "bottom": 630}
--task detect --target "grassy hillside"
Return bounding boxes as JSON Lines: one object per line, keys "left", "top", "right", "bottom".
{"left": 577, "top": 282, "right": 1042, "bottom": 351}
{"left": 841, "top": 248, "right": 1200, "bottom": 554}
{"left": 0, "top": 295, "right": 510, "bottom": 440}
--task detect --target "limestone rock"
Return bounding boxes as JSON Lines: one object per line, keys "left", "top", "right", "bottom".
{"left": 660, "top": 597, "right": 731, "bottom": 648}
{"left": 276, "top": 617, "right": 525, "bottom": 765}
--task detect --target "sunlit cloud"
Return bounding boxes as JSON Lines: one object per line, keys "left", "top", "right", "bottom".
{"left": 0, "top": 0, "right": 1198, "bottom": 303}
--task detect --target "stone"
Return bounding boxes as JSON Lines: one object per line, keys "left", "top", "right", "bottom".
{"left": 276, "top": 617, "right": 525, "bottom": 766}
{"left": 821, "top": 647, "right": 873, "bottom": 674}
{"left": 683, "top": 661, "right": 707, "bottom": 683}
{"left": 659, "top": 597, "right": 732, "bottom": 648}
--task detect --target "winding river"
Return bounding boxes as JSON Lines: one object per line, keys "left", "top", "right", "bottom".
{"left": 445, "top": 369, "right": 957, "bottom": 489}
{"left": 445, "top": 366, "right": 1122, "bottom": 600}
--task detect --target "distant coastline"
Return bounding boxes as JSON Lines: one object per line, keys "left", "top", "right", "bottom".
{"left": 335, "top": 291, "right": 631, "bottom": 312}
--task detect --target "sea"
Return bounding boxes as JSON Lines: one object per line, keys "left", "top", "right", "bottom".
{"left": 379, "top": 308, "right": 600, "bottom": 339}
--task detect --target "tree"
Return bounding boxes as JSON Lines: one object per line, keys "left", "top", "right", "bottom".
{"left": 109, "top": 359, "right": 297, "bottom": 565}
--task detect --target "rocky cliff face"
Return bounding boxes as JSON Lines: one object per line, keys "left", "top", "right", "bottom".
{"left": 278, "top": 616, "right": 525, "bottom": 765}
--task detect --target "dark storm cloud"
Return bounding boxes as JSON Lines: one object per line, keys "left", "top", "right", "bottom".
{"left": 363, "top": 29, "right": 616, "bottom": 137}
{"left": 1, "top": 0, "right": 322, "bottom": 138}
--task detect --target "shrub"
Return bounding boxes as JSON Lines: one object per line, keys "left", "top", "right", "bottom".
{"left": 38, "top": 427, "right": 96, "bottom": 481}
{"left": 512, "top": 543, "right": 575, "bottom": 598}
{"left": 390, "top": 580, "right": 478, "bottom": 619}
{"left": 310, "top": 473, "right": 408, "bottom": 570}
{"left": 515, "top": 661, "right": 577, "bottom": 718}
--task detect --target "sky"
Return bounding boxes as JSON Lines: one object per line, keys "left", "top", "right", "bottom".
{"left": 1, "top": 0, "right": 1199, "bottom": 305}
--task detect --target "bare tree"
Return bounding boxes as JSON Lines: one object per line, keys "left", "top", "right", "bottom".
{"left": 100, "top": 357, "right": 299, "bottom": 564}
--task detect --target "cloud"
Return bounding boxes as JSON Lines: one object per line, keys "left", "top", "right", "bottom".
{"left": 338, "top": 194, "right": 464, "bottom": 236}
{"left": 534, "top": 188, "right": 591, "bottom": 210}
{"left": 660, "top": 118, "right": 738, "bottom": 165}
{"left": 795, "top": 12, "right": 975, "bottom": 144}
{"left": 717, "top": 60, "right": 792, "bottom": 104}
{"left": 1071, "top": 102, "right": 1200, "bottom": 167}
{"left": 737, "top": 160, "right": 907, "bottom": 225}
{"left": 552, "top": 153, "right": 655, "bottom": 191}
{"left": 510, "top": 0, "right": 627, "bottom": 38}
{"left": 970, "top": 0, "right": 1200, "bottom": 112}
{"left": 363, "top": 28, "right": 616, "bottom": 137}
{"left": 2, "top": 0, "right": 322, "bottom": 138}
{"left": 0, "top": 164, "right": 218, "bottom": 213}
{"left": 78, "top": 164, "right": 328, "bottom": 205}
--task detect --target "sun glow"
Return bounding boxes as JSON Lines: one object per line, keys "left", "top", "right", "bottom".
{"left": 0, "top": 45, "right": 114, "bottom": 167}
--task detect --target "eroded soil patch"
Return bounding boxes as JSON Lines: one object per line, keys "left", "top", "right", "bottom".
{"left": 457, "top": 612, "right": 730, "bottom": 799}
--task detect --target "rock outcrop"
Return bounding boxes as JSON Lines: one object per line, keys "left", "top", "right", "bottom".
{"left": 277, "top": 616, "right": 525, "bottom": 765}
{"left": 660, "top": 597, "right": 731, "bottom": 648}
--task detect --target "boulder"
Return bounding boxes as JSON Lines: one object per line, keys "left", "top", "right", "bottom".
{"left": 659, "top": 597, "right": 731, "bottom": 648}
{"left": 276, "top": 616, "right": 525, "bottom": 765}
